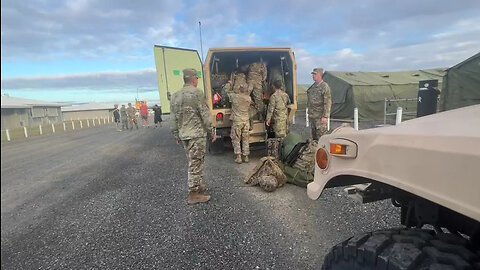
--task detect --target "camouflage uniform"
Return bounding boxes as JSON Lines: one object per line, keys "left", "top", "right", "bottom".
{"left": 120, "top": 106, "right": 129, "bottom": 130}
{"left": 170, "top": 76, "right": 214, "bottom": 193}
{"left": 233, "top": 73, "right": 248, "bottom": 94}
{"left": 247, "top": 62, "right": 267, "bottom": 120}
{"left": 266, "top": 89, "right": 291, "bottom": 138}
{"left": 126, "top": 105, "right": 138, "bottom": 129}
{"left": 227, "top": 82, "right": 251, "bottom": 157}
{"left": 307, "top": 78, "right": 331, "bottom": 140}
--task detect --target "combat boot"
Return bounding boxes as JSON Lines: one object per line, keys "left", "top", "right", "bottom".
{"left": 243, "top": 155, "right": 249, "bottom": 163}
{"left": 198, "top": 184, "right": 207, "bottom": 194}
{"left": 187, "top": 191, "right": 211, "bottom": 205}
{"left": 235, "top": 154, "right": 242, "bottom": 164}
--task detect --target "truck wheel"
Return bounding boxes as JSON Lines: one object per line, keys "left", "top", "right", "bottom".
{"left": 322, "top": 228, "right": 479, "bottom": 270}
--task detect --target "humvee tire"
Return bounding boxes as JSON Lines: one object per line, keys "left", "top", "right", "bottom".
{"left": 322, "top": 228, "right": 479, "bottom": 270}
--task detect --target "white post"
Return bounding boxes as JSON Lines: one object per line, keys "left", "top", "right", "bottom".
{"left": 72, "top": 121, "right": 75, "bottom": 130}
{"left": 93, "top": 119, "right": 96, "bottom": 126}
{"left": 80, "top": 120, "right": 83, "bottom": 128}
{"left": 396, "top": 107, "right": 403, "bottom": 125}
{"left": 87, "top": 119, "right": 90, "bottom": 127}
{"left": 52, "top": 123, "right": 55, "bottom": 133}
{"left": 327, "top": 117, "right": 330, "bottom": 131}
{"left": 292, "top": 114, "right": 296, "bottom": 125}
{"left": 63, "top": 122, "right": 66, "bottom": 131}
{"left": 6, "top": 129, "right": 10, "bottom": 141}
{"left": 111, "top": 116, "right": 114, "bottom": 123}
{"left": 305, "top": 108, "right": 309, "bottom": 127}
{"left": 354, "top": 108, "right": 359, "bottom": 131}
{"left": 103, "top": 118, "right": 106, "bottom": 124}
{"left": 39, "top": 125, "right": 43, "bottom": 135}
{"left": 24, "top": 126, "right": 28, "bottom": 138}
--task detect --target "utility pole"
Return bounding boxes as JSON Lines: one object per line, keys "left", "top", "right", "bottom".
{"left": 199, "top": 21, "right": 204, "bottom": 63}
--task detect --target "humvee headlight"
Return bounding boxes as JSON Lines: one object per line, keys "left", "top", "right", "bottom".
{"left": 316, "top": 148, "right": 329, "bottom": 170}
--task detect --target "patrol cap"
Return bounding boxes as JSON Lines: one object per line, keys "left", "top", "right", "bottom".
{"left": 311, "top": 68, "right": 324, "bottom": 74}
{"left": 183, "top": 68, "right": 199, "bottom": 78}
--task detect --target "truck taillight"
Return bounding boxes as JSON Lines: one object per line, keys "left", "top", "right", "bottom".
{"left": 216, "top": 113, "right": 224, "bottom": 122}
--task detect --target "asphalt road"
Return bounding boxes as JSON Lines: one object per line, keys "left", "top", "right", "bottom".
{"left": 1, "top": 119, "right": 400, "bottom": 269}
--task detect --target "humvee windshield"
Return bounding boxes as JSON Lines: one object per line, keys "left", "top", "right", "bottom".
{"left": 209, "top": 50, "right": 294, "bottom": 109}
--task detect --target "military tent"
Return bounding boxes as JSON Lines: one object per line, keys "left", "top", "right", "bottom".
{"left": 323, "top": 69, "right": 446, "bottom": 121}
{"left": 440, "top": 53, "right": 480, "bottom": 111}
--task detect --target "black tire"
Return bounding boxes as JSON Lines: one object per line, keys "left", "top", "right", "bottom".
{"left": 322, "top": 228, "right": 480, "bottom": 270}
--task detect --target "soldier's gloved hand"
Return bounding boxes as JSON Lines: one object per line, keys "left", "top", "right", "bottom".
{"left": 321, "top": 117, "right": 328, "bottom": 124}
{"left": 266, "top": 119, "right": 271, "bottom": 126}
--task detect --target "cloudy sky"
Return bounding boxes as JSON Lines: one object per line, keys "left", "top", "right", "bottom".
{"left": 1, "top": 0, "right": 479, "bottom": 103}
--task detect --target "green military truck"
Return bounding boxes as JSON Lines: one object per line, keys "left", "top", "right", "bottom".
{"left": 154, "top": 46, "right": 298, "bottom": 151}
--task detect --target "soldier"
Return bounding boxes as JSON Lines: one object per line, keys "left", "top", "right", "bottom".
{"left": 266, "top": 80, "right": 291, "bottom": 138}
{"left": 120, "top": 104, "right": 129, "bottom": 130}
{"left": 170, "top": 68, "right": 216, "bottom": 205}
{"left": 113, "top": 104, "right": 121, "bottom": 131}
{"left": 126, "top": 103, "right": 138, "bottom": 130}
{"left": 227, "top": 80, "right": 251, "bottom": 164}
{"left": 247, "top": 61, "right": 267, "bottom": 121}
{"left": 307, "top": 67, "right": 331, "bottom": 140}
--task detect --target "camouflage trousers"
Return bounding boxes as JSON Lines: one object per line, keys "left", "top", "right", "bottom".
{"left": 249, "top": 81, "right": 264, "bottom": 120}
{"left": 121, "top": 118, "right": 129, "bottom": 130}
{"left": 182, "top": 137, "right": 206, "bottom": 192}
{"left": 310, "top": 118, "right": 328, "bottom": 140}
{"left": 273, "top": 117, "right": 288, "bottom": 138}
{"left": 231, "top": 121, "right": 250, "bottom": 156}
{"left": 130, "top": 117, "right": 138, "bottom": 129}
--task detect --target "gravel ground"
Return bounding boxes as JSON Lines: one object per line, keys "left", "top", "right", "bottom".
{"left": 1, "top": 117, "right": 400, "bottom": 269}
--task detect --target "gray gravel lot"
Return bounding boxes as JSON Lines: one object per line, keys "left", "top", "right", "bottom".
{"left": 1, "top": 118, "right": 400, "bottom": 269}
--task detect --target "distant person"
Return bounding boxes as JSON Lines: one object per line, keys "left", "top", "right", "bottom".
{"left": 113, "top": 104, "right": 121, "bottom": 131}
{"left": 266, "top": 80, "right": 291, "bottom": 138}
{"left": 170, "top": 68, "right": 216, "bottom": 205}
{"left": 140, "top": 101, "right": 149, "bottom": 127}
{"left": 120, "top": 104, "right": 129, "bottom": 130}
{"left": 127, "top": 103, "right": 138, "bottom": 130}
{"left": 307, "top": 68, "right": 331, "bottom": 140}
{"left": 153, "top": 104, "right": 163, "bottom": 128}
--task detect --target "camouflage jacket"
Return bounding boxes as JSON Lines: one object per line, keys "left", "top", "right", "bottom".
{"left": 247, "top": 62, "right": 267, "bottom": 82}
{"left": 230, "top": 92, "right": 252, "bottom": 123}
{"left": 170, "top": 84, "right": 213, "bottom": 140}
{"left": 120, "top": 107, "right": 128, "bottom": 118}
{"left": 266, "top": 90, "right": 291, "bottom": 122}
{"left": 233, "top": 73, "right": 248, "bottom": 93}
{"left": 126, "top": 106, "right": 136, "bottom": 118}
{"left": 307, "top": 81, "right": 332, "bottom": 119}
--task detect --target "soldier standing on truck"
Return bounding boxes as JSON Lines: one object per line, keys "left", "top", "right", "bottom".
{"left": 247, "top": 61, "right": 267, "bottom": 121}
{"left": 127, "top": 103, "right": 138, "bottom": 130}
{"left": 266, "top": 80, "right": 291, "bottom": 138}
{"left": 227, "top": 80, "right": 252, "bottom": 164}
{"left": 170, "top": 68, "right": 216, "bottom": 205}
{"left": 307, "top": 68, "right": 331, "bottom": 140}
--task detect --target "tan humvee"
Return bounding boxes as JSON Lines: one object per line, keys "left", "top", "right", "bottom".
{"left": 308, "top": 105, "right": 480, "bottom": 269}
